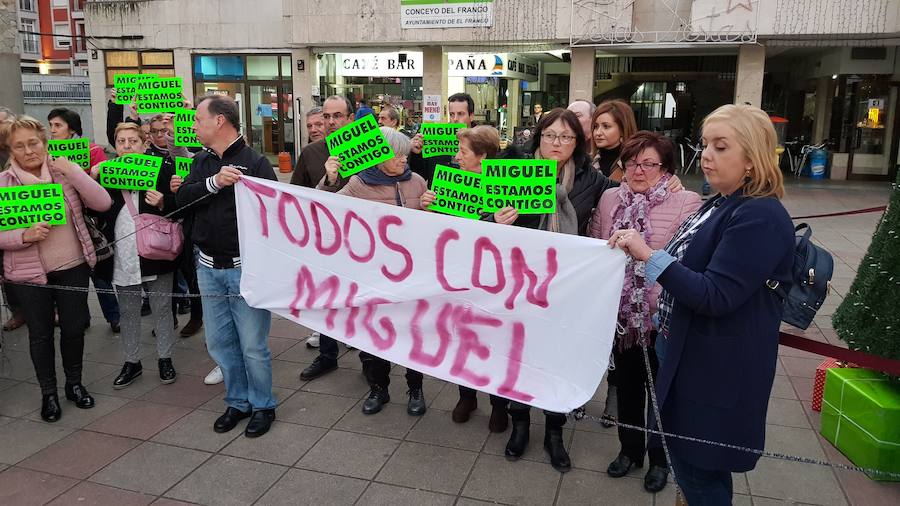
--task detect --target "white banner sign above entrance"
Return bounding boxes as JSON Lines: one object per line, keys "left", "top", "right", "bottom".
{"left": 337, "top": 52, "right": 424, "bottom": 78}
{"left": 447, "top": 53, "right": 539, "bottom": 81}
{"left": 235, "top": 177, "right": 624, "bottom": 413}
{"left": 401, "top": 0, "right": 494, "bottom": 29}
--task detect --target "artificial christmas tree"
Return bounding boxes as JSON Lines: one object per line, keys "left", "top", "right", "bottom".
{"left": 832, "top": 172, "right": 900, "bottom": 364}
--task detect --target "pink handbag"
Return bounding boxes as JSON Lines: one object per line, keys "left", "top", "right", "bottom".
{"left": 122, "top": 190, "right": 183, "bottom": 261}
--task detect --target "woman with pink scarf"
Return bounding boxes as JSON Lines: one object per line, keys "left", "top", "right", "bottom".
{"left": 590, "top": 131, "right": 701, "bottom": 493}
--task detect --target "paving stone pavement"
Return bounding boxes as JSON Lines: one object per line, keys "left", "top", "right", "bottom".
{"left": 0, "top": 177, "right": 898, "bottom": 505}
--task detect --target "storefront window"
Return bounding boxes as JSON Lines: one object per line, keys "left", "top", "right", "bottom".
{"left": 105, "top": 50, "right": 174, "bottom": 86}
{"left": 194, "top": 55, "right": 244, "bottom": 81}
{"left": 106, "top": 50, "right": 139, "bottom": 68}
{"left": 280, "top": 56, "right": 292, "bottom": 80}
{"left": 247, "top": 56, "right": 280, "bottom": 80}
{"left": 141, "top": 52, "right": 174, "bottom": 66}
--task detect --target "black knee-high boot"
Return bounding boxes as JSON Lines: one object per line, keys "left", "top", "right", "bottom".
{"left": 505, "top": 408, "right": 530, "bottom": 460}
{"left": 544, "top": 412, "right": 571, "bottom": 472}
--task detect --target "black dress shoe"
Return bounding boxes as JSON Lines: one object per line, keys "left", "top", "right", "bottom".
{"left": 113, "top": 361, "right": 143, "bottom": 389}
{"left": 214, "top": 407, "right": 251, "bottom": 433}
{"left": 64, "top": 383, "right": 95, "bottom": 409}
{"left": 158, "top": 358, "right": 177, "bottom": 384}
{"left": 41, "top": 393, "right": 61, "bottom": 422}
{"left": 299, "top": 356, "right": 337, "bottom": 381}
{"left": 406, "top": 387, "right": 426, "bottom": 416}
{"left": 644, "top": 464, "right": 669, "bottom": 493}
{"left": 607, "top": 453, "right": 643, "bottom": 478}
{"left": 505, "top": 420, "right": 530, "bottom": 460}
{"left": 362, "top": 385, "right": 390, "bottom": 415}
{"left": 141, "top": 300, "right": 152, "bottom": 316}
{"left": 110, "top": 320, "right": 121, "bottom": 334}
{"left": 245, "top": 409, "right": 276, "bottom": 438}
{"left": 544, "top": 427, "right": 571, "bottom": 473}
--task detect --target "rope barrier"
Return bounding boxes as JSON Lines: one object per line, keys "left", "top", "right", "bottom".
{"left": 790, "top": 205, "right": 887, "bottom": 220}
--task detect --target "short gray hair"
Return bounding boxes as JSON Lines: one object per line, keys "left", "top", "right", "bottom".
{"left": 305, "top": 107, "right": 323, "bottom": 118}
{"left": 381, "top": 105, "right": 399, "bottom": 123}
{"left": 568, "top": 99, "right": 596, "bottom": 115}
{"left": 381, "top": 126, "right": 411, "bottom": 157}
{"left": 324, "top": 95, "right": 354, "bottom": 115}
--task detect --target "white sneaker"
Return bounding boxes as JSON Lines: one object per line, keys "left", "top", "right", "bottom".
{"left": 204, "top": 366, "right": 223, "bottom": 385}
{"left": 306, "top": 331, "right": 320, "bottom": 349}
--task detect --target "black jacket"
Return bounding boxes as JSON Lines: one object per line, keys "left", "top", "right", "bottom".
{"left": 175, "top": 137, "right": 276, "bottom": 259}
{"left": 495, "top": 145, "right": 616, "bottom": 235}
{"left": 409, "top": 151, "right": 451, "bottom": 185}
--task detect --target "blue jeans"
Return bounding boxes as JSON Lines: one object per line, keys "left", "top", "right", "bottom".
{"left": 197, "top": 264, "right": 276, "bottom": 412}
{"left": 92, "top": 274, "right": 120, "bottom": 323}
{"left": 669, "top": 450, "right": 733, "bottom": 506}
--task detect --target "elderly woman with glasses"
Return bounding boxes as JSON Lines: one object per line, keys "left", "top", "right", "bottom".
{"left": 318, "top": 127, "right": 431, "bottom": 418}
{"left": 590, "top": 131, "right": 701, "bottom": 493}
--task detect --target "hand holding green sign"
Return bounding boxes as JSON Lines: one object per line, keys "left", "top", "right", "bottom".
{"left": 99, "top": 154, "right": 163, "bottom": 191}
{"left": 135, "top": 77, "right": 184, "bottom": 114}
{"left": 174, "top": 109, "right": 201, "bottom": 148}
{"left": 47, "top": 138, "right": 91, "bottom": 171}
{"left": 481, "top": 159, "right": 557, "bottom": 214}
{"left": 429, "top": 164, "right": 482, "bottom": 219}
{"left": 421, "top": 123, "right": 462, "bottom": 158}
{"left": 0, "top": 184, "right": 67, "bottom": 231}
{"left": 114, "top": 73, "right": 157, "bottom": 105}
{"left": 326, "top": 115, "right": 394, "bottom": 178}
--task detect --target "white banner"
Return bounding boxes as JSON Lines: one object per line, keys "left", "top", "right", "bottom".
{"left": 235, "top": 177, "right": 624, "bottom": 413}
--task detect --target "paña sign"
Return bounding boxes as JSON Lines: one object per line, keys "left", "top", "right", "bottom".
{"left": 337, "top": 52, "right": 423, "bottom": 78}
{"left": 447, "top": 53, "right": 539, "bottom": 81}
{"left": 400, "top": 0, "right": 493, "bottom": 29}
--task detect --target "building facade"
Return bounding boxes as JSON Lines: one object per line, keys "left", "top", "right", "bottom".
{"left": 18, "top": 0, "right": 89, "bottom": 75}
{"left": 84, "top": 0, "right": 900, "bottom": 181}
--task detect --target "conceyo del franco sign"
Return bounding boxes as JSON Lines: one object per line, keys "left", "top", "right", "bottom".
{"left": 400, "top": 0, "right": 493, "bottom": 29}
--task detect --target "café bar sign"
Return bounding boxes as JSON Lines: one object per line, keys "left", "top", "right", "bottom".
{"left": 447, "top": 53, "right": 539, "bottom": 81}
{"left": 337, "top": 52, "right": 423, "bottom": 78}
{"left": 400, "top": 0, "right": 493, "bottom": 29}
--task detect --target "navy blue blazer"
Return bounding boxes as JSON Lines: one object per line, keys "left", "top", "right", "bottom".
{"left": 654, "top": 191, "right": 794, "bottom": 472}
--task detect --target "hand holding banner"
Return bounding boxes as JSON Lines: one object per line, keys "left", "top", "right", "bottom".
{"left": 235, "top": 176, "right": 624, "bottom": 412}
{"left": 0, "top": 184, "right": 67, "bottom": 230}
{"left": 48, "top": 138, "right": 91, "bottom": 171}
{"left": 326, "top": 115, "right": 394, "bottom": 178}
{"left": 421, "top": 123, "right": 462, "bottom": 158}
{"left": 429, "top": 164, "right": 482, "bottom": 219}
{"left": 482, "top": 159, "right": 557, "bottom": 214}
{"left": 99, "top": 154, "right": 162, "bottom": 191}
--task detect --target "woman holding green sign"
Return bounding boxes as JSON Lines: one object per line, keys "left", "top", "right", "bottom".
{"left": 1, "top": 116, "right": 112, "bottom": 423}
{"left": 318, "top": 127, "right": 431, "bottom": 417}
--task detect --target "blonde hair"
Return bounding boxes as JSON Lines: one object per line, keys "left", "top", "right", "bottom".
{"left": 6, "top": 115, "right": 48, "bottom": 145}
{"left": 115, "top": 121, "right": 147, "bottom": 142}
{"left": 457, "top": 125, "right": 500, "bottom": 158}
{"left": 702, "top": 104, "right": 784, "bottom": 199}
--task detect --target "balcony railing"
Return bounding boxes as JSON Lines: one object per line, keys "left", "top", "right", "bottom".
{"left": 22, "top": 82, "right": 92, "bottom": 103}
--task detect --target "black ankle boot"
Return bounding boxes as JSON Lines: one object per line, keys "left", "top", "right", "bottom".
{"left": 41, "top": 393, "right": 61, "bottom": 422}
{"left": 544, "top": 426, "right": 571, "bottom": 473}
{"left": 505, "top": 410, "right": 530, "bottom": 460}
{"left": 64, "top": 383, "right": 95, "bottom": 409}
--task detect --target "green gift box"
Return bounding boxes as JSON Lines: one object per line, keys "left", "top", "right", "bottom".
{"left": 820, "top": 367, "right": 900, "bottom": 481}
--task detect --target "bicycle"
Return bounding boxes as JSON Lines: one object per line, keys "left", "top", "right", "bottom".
{"left": 679, "top": 137, "right": 703, "bottom": 175}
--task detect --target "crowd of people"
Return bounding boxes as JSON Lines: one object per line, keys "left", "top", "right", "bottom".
{"left": 0, "top": 87, "right": 794, "bottom": 504}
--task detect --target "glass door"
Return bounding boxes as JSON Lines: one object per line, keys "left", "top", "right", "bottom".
{"left": 845, "top": 78, "right": 896, "bottom": 179}
{"left": 249, "top": 84, "right": 279, "bottom": 163}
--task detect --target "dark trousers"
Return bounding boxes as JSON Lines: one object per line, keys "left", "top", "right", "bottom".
{"left": 3, "top": 282, "right": 21, "bottom": 313}
{"left": 178, "top": 257, "right": 203, "bottom": 321}
{"left": 458, "top": 385, "right": 509, "bottom": 408}
{"left": 319, "top": 334, "right": 339, "bottom": 361}
{"left": 670, "top": 450, "right": 733, "bottom": 505}
{"left": 9, "top": 263, "right": 91, "bottom": 395}
{"left": 613, "top": 343, "right": 666, "bottom": 467}
{"left": 91, "top": 273, "right": 120, "bottom": 323}
{"left": 359, "top": 351, "right": 422, "bottom": 389}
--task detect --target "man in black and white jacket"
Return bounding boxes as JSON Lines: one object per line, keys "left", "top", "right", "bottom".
{"left": 174, "top": 94, "right": 278, "bottom": 438}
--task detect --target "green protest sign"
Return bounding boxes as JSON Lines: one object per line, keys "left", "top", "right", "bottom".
{"left": 135, "top": 77, "right": 184, "bottom": 114}
{"left": 429, "top": 164, "right": 482, "bottom": 219}
{"left": 481, "top": 159, "right": 557, "bottom": 214}
{"left": 174, "top": 109, "right": 201, "bottom": 147}
{"left": 0, "top": 184, "right": 67, "bottom": 231}
{"left": 175, "top": 156, "right": 193, "bottom": 180}
{"left": 114, "top": 73, "right": 157, "bottom": 105}
{"left": 421, "top": 123, "right": 462, "bottom": 158}
{"left": 47, "top": 138, "right": 91, "bottom": 171}
{"left": 326, "top": 115, "right": 394, "bottom": 178}
{"left": 98, "top": 154, "right": 162, "bottom": 191}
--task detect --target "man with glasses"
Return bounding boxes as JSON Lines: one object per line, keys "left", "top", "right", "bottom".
{"left": 290, "top": 95, "right": 356, "bottom": 379}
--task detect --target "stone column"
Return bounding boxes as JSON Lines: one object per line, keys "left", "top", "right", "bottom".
{"left": 0, "top": 0, "right": 24, "bottom": 114}
{"left": 292, "top": 47, "right": 314, "bottom": 149}
{"left": 87, "top": 50, "right": 108, "bottom": 145}
{"left": 422, "top": 46, "right": 447, "bottom": 120}
{"left": 174, "top": 49, "right": 193, "bottom": 103}
{"left": 568, "top": 47, "right": 595, "bottom": 103}
{"left": 812, "top": 77, "right": 832, "bottom": 143}
{"left": 507, "top": 78, "right": 521, "bottom": 132}
{"left": 734, "top": 45, "right": 765, "bottom": 107}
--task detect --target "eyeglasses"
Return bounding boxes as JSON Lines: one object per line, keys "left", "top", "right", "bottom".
{"left": 541, "top": 133, "right": 577, "bottom": 145}
{"left": 149, "top": 128, "right": 166, "bottom": 135}
{"left": 624, "top": 160, "right": 664, "bottom": 171}
{"left": 322, "top": 112, "right": 347, "bottom": 121}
